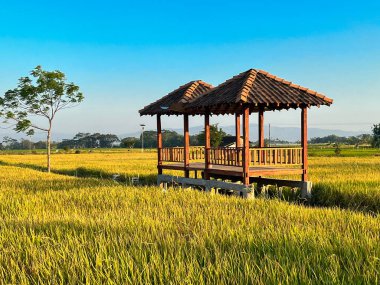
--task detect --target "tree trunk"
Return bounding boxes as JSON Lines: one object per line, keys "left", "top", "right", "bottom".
{"left": 47, "top": 130, "right": 51, "bottom": 173}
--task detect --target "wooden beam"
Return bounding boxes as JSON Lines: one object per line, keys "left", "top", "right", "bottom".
{"left": 243, "top": 107, "right": 250, "bottom": 185}
{"left": 250, "top": 168, "right": 304, "bottom": 176}
{"left": 258, "top": 109, "right": 264, "bottom": 147}
{"left": 160, "top": 164, "right": 186, "bottom": 171}
{"left": 204, "top": 112, "right": 210, "bottom": 179}
{"left": 157, "top": 114, "right": 162, "bottom": 175}
{"left": 250, "top": 177, "right": 312, "bottom": 198}
{"left": 184, "top": 114, "right": 190, "bottom": 178}
{"left": 235, "top": 113, "right": 241, "bottom": 147}
{"left": 301, "top": 107, "right": 308, "bottom": 181}
{"left": 157, "top": 174, "right": 253, "bottom": 197}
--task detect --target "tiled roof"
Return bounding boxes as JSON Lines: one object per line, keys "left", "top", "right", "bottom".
{"left": 184, "top": 69, "right": 333, "bottom": 114}
{"left": 139, "top": 80, "right": 212, "bottom": 116}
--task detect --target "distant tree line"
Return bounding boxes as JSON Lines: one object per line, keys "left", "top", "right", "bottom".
{"left": 121, "top": 125, "right": 227, "bottom": 148}
{"left": 0, "top": 136, "right": 50, "bottom": 150}
{"left": 2, "top": 123, "right": 379, "bottom": 150}
{"left": 0, "top": 125, "right": 227, "bottom": 150}
{"left": 58, "top": 133, "right": 120, "bottom": 149}
{"left": 309, "top": 134, "right": 373, "bottom": 146}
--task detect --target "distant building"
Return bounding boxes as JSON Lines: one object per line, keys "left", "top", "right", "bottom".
{"left": 220, "top": 136, "right": 253, "bottom": 147}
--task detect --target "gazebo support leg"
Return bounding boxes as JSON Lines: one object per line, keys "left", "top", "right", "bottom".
{"left": 259, "top": 109, "right": 264, "bottom": 147}
{"left": 157, "top": 114, "right": 162, "bottom": 175}
{"left": 301, "top": 107, "right": 308, "bottom": 181}
{"left": 243, "top": 107, "right": 250, "bottom": 186}
{"left": 204, "top": 112, "right": 210, "bottom": 180}
{"left": 235, "top": 114, "right": 241, "bottom": 147}
{"left": 184, "top": 114, "right": 190, "bottom": 178}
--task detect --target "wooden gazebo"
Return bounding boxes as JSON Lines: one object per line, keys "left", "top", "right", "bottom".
{"left": 139, "top": 69, "right": 333, "bottom": 197}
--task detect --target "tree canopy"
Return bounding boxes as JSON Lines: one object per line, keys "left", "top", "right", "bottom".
{"left": 0, "top": 66, "right": 83, "bottom": 136}
{"left": 196, "top": 124, "right": 227, "bottom": 147}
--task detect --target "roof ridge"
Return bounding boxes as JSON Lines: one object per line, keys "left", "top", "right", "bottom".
{"left": 180, "top": 80, "right": 215, "bottom": 104}
{"left": 181, "top": 81, "right": 200, "bottom": 103}
{"left": 196, "top": 80, "right": 213, "bottom": 88}
{"left": 257, "top": 69, "right": 333, "bottom": 104}
{"left": 189, "top": 69, "right": 254, "bottom": 104}
{"left": 207, "top": 70, "right": 248, "bottom": 90}
{"left": 236, "top": 69, "right": 257, "bottom": 103}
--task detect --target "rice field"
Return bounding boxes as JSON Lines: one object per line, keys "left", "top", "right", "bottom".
{"left": 0, "top": 150, "right": 379, "bottom": 284}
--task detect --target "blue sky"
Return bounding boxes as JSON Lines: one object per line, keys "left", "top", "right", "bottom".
{"left": 0, "top": 0, "right": 379, "bottom": 139}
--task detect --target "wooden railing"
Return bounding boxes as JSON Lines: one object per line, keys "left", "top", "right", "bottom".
{"left": 209, "top": 147, "right": 244, "bottom": 166}
{"left": 160, "top": 146, "right": 205, "bottom": 162}
{"left": 190, "top": 146, "right": 205, "bottom": 160}
{"left": 160, "top": 146, "right": 303, "bottom": 167}
{"left": 160, "top": 147, "right": 184, "bottom": 162}
{"left": 250, "top": 147, "right": 302, "bottom": 166}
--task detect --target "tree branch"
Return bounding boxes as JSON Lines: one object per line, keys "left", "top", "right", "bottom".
{"left": 7, "top": 117, "right": 48, "bottom": 132}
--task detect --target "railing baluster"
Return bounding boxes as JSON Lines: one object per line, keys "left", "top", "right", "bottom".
{"left": 246, "top": 147, "right": 303, "bottom": 167}
{"left": 274, "top": 149, "right": 277, "bottom": 165}
{"left": 258, "top": 149, "right": 261, "bottom": 166}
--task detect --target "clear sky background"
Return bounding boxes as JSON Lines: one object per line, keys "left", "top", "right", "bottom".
{"left": 0, "top": 0, "right": 379, "bottom": 139}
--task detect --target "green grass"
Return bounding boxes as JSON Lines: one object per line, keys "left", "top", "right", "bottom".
{"left": 307, "top": 156, "right": 380, "bottom": 213}
{"left": 309, "top": 147, "right": 380, "bottom": 157}
{"left": 1, "top": 183, "right": 379, "bottom": 284}
{"left": 0, "top": 150, "right": 379, "bottom": 283}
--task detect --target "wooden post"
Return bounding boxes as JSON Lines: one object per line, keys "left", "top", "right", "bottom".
{"left": 157, "top": 114, "right": 162, "bottom": 175}
{"left": 184, "top": 114, "right": 190, "bottom": 178}
{"left": 242, "top": 107, "right": 250, "bottom": 185}
{"left": 301, "top": 107, "right": 308, "bottom": 181}
{"left": 258, "top": 109, "right": 264, "bottom": 147}
{"left": 204, "top": 112, "right": 210, "bottom": 179}
{"left": 235, "top": 114, "right": 241, "bottom": 147}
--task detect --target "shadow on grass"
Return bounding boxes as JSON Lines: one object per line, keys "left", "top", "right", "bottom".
{"left": 255, "top": 184, "right": 379, "bottom": 216}
{"left": 310, "top": 183, "right": 380, "bottom": 216}
{"left": 0, "top": 160, "right": 158, "bottom": 186}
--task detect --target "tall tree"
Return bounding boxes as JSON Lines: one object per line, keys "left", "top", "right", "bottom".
{"left": 121, "top": 137, "right": 140, "bottom": 148}
{"left": 96, "top": 134, "right": 120, "bottom": 148}
{"left": 372, "top": 124, "right": 380, "bottom": 148}
{"left": 197, "top": 124, "right": 227, "bottom": 147}
{"left": 0, "top": 66, "right": 84, "bottom": 172}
